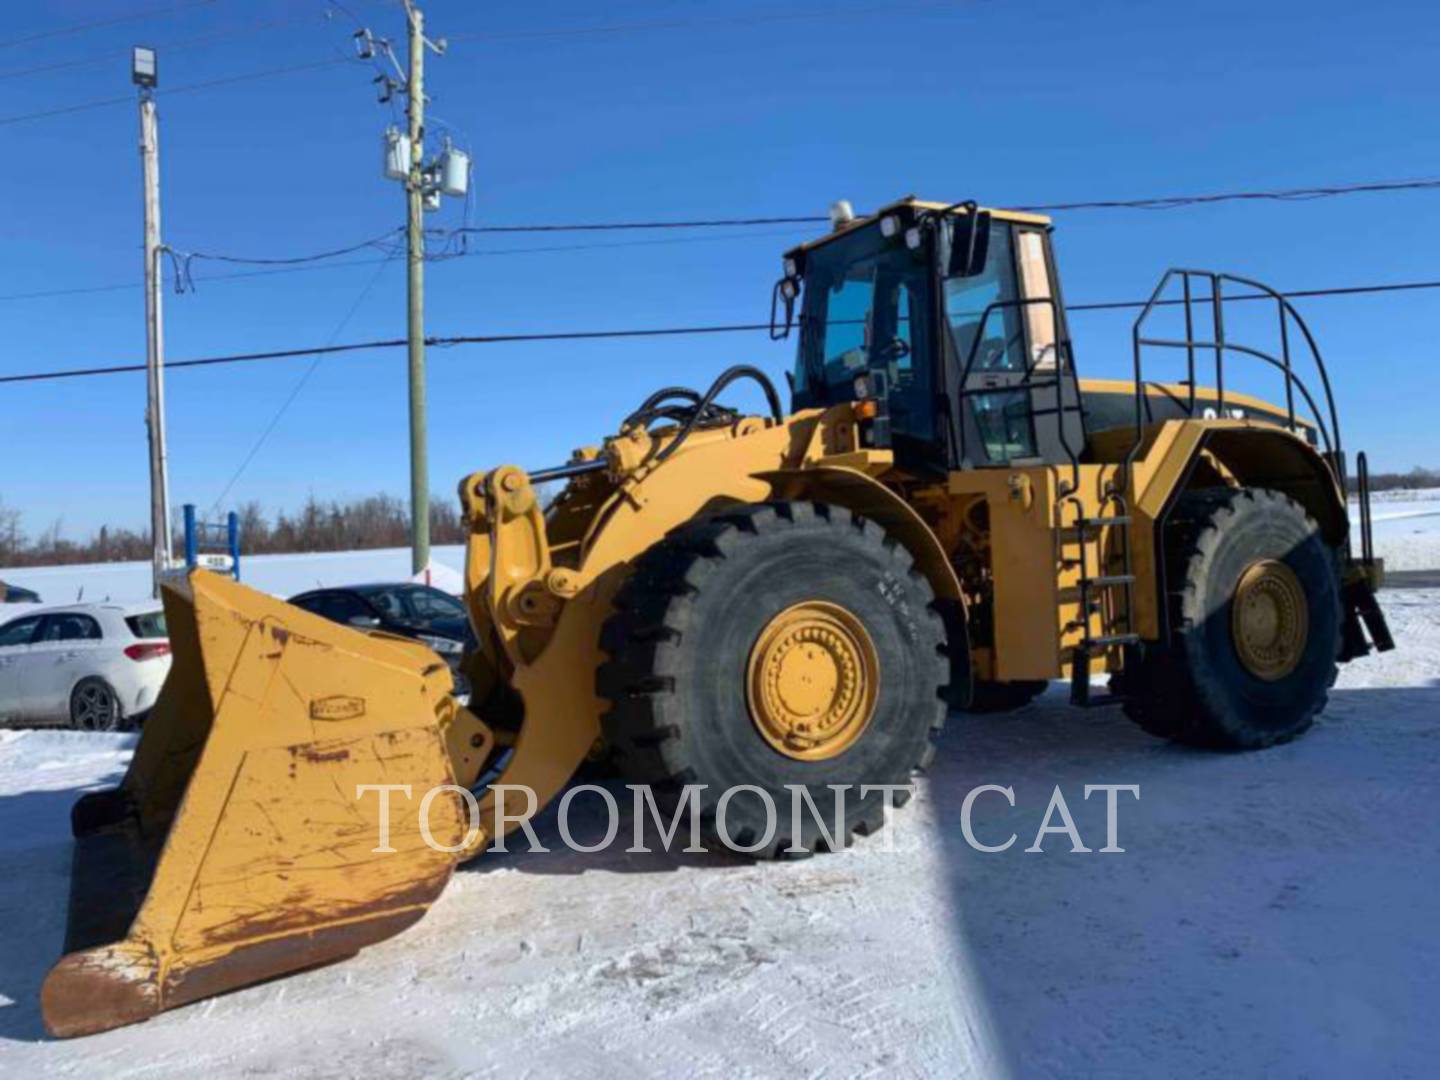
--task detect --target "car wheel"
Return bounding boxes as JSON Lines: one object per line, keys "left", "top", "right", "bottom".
{"left": 70, "top": 677, "right": 125, "bottom": 733}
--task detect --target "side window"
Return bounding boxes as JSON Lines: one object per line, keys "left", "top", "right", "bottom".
{"left": 328, "top": 593, "right": 371, "bottom": 623}
{"left": 125, "top": 611, "right": 167, "bottom": 639}
{"left": 944, "top": 226, "right": 1025, "bottom": 374}
{"left": 1016, "top": 229, "right": 1060, "bottom": 371}
{"left": 367, "top": 590, "right": 404, "bottom": 620}
{"left": 0, "top": 616, "right": 41, "bottom": 647}
{"left": 820, "top": 271, "right": 877, "bottom": 380}
{"left": 41, "top": 614, "right": 102, "bottom": 642}
{"left": 971, "top": 391, "right": 1037, "bottom": 463}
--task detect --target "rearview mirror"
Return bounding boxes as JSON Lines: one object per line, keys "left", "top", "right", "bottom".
{"left": 348, "top": 614, "right": 382, "bottom": 629}
{"left": 946, "top": 209, "right": 992, "bottom": 278}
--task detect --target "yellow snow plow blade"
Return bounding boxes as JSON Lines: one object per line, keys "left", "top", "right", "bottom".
{"left": 41, "top": 571, "right": 493, "bottom": 1038}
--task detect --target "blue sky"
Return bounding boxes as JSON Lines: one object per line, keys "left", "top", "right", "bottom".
{"left": 2, "top": 0, "right": 1437, "bottom": 538}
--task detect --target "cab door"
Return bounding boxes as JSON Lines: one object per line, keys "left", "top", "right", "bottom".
{"left": 946, "top": 223, "right": 1036, "bottom": 465}
{"left": 946, "top": 223, "right": 1083, "bottom": 467}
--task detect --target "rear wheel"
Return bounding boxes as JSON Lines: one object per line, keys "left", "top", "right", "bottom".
{"left": 597, "top": 501, "right": 950, "bottom": 857}
{"left": 70, "top": 677, "right": 124, "bottom": 733}
{"left": 1115, "top": 487, "right": 1340, "bottom": 749}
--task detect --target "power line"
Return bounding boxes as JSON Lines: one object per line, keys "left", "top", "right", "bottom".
{"left": 454, "top": 177, "right": 1440, "bottom": 233}
{"left": 6, "top": 277, "right": 1439, "bottom": 386}
{"left": 458, "top": 216, "right": 826, "bottom": 235}
{"left": 0, "top": 9, "right": 338, "bottom": 83}
{"left": 3, "top": 169, "right": 1438, "bottom": 302}
{"left": 166, "top": 227, "right": 405, "bottom": 290}
{"left": 1066, "top": 278, "right": 1440, "bottom": 312}
{"left": 447, "top": 1, "right": 977, "bottom": 45}
{"left": 1025, "top": 177, "right": 1440, "bottom": 212}
{"left": 208, "top": 252, "right": 400, "bottom": 511}
{"left": 0, "top": 226, "right": 811, "bottom": 302}
{"left": 5, "top": 170, "right": 1437, "bottom": 302}
{"left": 0, "top": 56, "right": 349, "bottom": 127}
{"left": 0, "top": 0, "right": 220, "bottom": 50}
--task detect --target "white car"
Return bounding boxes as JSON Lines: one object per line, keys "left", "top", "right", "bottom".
{"left": 0, "top": 603, "right": 172, "bottom": 731}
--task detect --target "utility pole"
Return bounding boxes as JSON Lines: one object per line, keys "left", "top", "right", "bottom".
{"left": 404, "top": 2, "right": 429, "bottom": 575}
{"left": 134, "top": 47, "right": 172, "bottom": 598}
{"left": 363, "top": 5, "right": 463, "bottom": 575}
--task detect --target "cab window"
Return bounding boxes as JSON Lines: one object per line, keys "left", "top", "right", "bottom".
{"left": 944, "top": 225, "right": 1026, "bottom": 374}
{"left": 1016, "top": 229, "right": 1061, "bottom": 370}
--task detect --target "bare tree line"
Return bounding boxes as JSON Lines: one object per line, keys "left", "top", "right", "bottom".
{"left": 1355, "top": 466, "right": 1440, "bottom": 494}
{"left": 0, "top": 494, "right": 467, "bottom": 568}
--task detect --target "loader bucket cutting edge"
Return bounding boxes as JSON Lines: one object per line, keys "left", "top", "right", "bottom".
{"left": 41, "top": 571, "right": 492, "bottom": 1039}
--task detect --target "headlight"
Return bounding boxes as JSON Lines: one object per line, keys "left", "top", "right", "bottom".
{"left": 853, "top": 373, "right": 872, "bottom": 399}
{"left": 880, "top": 214, "right": 901, "bottom": 238}
{"left": 780, "top": 278, "right": 799, "bottom": 301}
{"left": 417, "top": 633, "right": 464, "bottom": 656}
{"left": 783, "top": 256, "right": 799, "bottom": 278}
{"left": 904, "top": 226, "right": 923, "bottom": 251}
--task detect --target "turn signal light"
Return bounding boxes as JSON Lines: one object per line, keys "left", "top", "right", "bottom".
{"left": 853, "top": 400, "right": 879, "bottom": 420}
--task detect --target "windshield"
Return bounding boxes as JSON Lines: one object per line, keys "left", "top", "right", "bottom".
{"left": 793, "top": 224, "right": 933, "bottom": 440}
{"left": 357, "top": 585, "right": 466, "bottom": 625}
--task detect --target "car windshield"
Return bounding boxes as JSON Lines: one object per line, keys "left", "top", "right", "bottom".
{"left": 126, "top": 611, "right": 168, "bottom": 639}
{"left": 358, "top": 585, "right": 465, "bottom": 624}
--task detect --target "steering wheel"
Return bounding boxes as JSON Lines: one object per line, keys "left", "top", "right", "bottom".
{"left": 878, "top": 337, "right": 910, "bottom": 361}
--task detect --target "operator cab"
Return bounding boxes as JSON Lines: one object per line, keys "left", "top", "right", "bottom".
{"left": 779, "top": 198, "right": 1085, "bottom": 473}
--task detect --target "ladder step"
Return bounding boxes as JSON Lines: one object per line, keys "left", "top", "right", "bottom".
{"left": 1086, "top": 574, "right": 1136, "bottom": 587}
{"left": 1088, "top": 633, "right": 1141, "bottom": 647}
{"left": 1060, "top": 519, "right": 1133, "bottom": 541}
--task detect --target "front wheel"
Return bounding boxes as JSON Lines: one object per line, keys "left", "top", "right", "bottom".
{"left": 597, "top": 501, "right": 950, "bottom": 857}
{"left": 1115, "top": 487, "right": 1340, "bottom": 749}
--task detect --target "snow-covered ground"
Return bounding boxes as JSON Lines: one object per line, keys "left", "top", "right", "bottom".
{"left": 1352, "top": 487, "right": 1440, "bottom": 570}
{"left": 0, "top": 589, "right": 1434, "bottom": 1077}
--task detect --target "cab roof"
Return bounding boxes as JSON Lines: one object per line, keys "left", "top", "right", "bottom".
{"left": 783, "top": 196, "right": 1052, "bottom": 260}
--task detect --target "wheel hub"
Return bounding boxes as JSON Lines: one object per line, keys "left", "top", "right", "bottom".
{"left": 1231, "top": 559, "right": 1309, "bottom": 681}
{"left": 746, "top": 601, "right": 879, "bottom": 761}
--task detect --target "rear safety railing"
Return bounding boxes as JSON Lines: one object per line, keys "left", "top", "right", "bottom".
{"left": 1125, "top": 269, "right": 1343, "bottom": 477}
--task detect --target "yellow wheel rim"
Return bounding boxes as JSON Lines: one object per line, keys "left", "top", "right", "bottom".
{"left": 1231, "top": 559, "right": 1309, "bottom": 681}
{"left": 746, "top": 601, "right": 880, "bottom": 762}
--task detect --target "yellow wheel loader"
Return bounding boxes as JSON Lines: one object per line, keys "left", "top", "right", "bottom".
{"left": 42, "top": 197, "right": 1393, "bottom": 1037}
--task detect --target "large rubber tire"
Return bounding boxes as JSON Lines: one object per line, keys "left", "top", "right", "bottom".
{"left": 70, "top": 677, "right": 125, "bottom": 733}
{"left": 1114, "top": 487, "right": 1340, "bottom": 749}
{"left": 597, "top": 501, "right": 950, "bottom": 857}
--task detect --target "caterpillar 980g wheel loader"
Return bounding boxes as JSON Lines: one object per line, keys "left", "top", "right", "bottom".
{"left": 43, "top": 197, "right": 1393, "bottom": 1037}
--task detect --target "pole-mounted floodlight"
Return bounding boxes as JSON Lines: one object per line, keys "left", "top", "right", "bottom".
{"left": 132, "top": 46, "right": 158, "bottom": 89}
